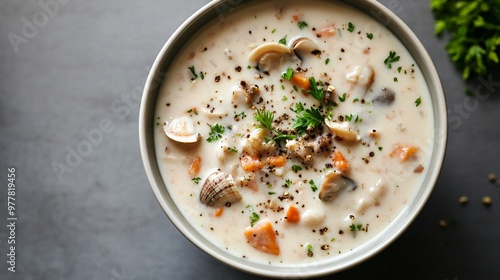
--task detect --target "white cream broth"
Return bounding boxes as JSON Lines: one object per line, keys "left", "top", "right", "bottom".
{"left": 154, "top": 0, "right": 433, "bottom": 265}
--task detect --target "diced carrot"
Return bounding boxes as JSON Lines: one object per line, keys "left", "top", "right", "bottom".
{"left": 292, "top": 13, "right": 303, "bottom": 22}
{"left": 244, "top": 220, "right": 280, "bottom": 255}
{"left": 240, "top": 154, "right": 263, "bottom": 172}
{"left": 188, "top": 156, "right": 201, "bottom": 176}
{"left": 214, "top": 207, "right": 224, "bottom": 217}
{"left": 390, "top": 145, "right": 419, "bottom": 162}
{"left": 265, "top": 155, "right": 287, "bottom": 168}
{"left": 333, "top": 150, "right": 350, "bottom": 172}
{"left": 290, "top": 73, "right": 311, "bottom": 90}
{"left": 285, "top": 205, "right": 300, "bottom": 223}
{"left": 316, "top": 25, "right": 336, "bottom": 38}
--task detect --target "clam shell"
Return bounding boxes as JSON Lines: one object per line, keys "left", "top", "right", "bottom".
{"left": 163, "top": 117, "right": 200, "bottom": 143}
{"left": 200, "top": 171, "right": 242, "bottom": 207}
{"left": 248, "top": 43, "right": 291, "bottom": 72}
{"left": 289, "top": 37, "right": 320, "bottom": 60}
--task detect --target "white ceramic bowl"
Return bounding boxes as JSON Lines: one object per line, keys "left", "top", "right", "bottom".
{"left": 139, "top": 0, "right": 447, "bottom": 278}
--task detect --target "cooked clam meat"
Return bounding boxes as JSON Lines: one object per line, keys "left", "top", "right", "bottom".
{"left": 163, "top": 117, "right": 201, "bottom": 143}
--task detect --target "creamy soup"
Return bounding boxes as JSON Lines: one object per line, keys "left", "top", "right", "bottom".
{"left": 154, "top": 0, "right": 433, "bottom": 265}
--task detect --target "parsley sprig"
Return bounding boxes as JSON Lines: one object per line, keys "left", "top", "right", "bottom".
{"left": 384, "top": 51, "right": 400, "bottom": 69}
{"left": 431, "top": 0, "right": 500, "bottom": 79}
{"left": 306, "top": 77, "right": 325, "bottom": 104}
{"left": 292, "top": 102, "right": 324, "bottom": 135}
{"left": 207, "top": 123, "right": 225, "bottom": 142}
{"left": 254, "top": 109, "right": 295, "bottom": 142}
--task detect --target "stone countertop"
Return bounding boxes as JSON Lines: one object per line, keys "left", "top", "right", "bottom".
{"left": 0, "top": 0, "right": 499, "bottom": 279}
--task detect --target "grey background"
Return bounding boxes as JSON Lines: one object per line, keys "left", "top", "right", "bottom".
{"left": 1, "top": 0, "right": 499, "bottom": 279}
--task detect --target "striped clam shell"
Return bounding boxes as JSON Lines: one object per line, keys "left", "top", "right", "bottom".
{"left": 200, "top": 171, "right": 242, "bottom": 207}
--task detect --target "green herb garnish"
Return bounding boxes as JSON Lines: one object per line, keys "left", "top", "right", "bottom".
{"left": 281, "top": 67, "right": 294, "bottom": 80}
{"left": 285, "top": 179, "right": 291, "bottom": 188}
{"left": 366, "top": 33, "right": 373, "bottom": 39}
{"left": 298, "top": 21, "right": 309, "bottom": 30}
{"left": 338, "top": 93, "right": 347, "bottom": 102}
{"left": 292, "top": 102, "right": 324, "bottom": 135}
{"left": 254, "top": 109, "right": 295, "bottom": 141}
{"left": 309, "top": 180, "right": 318, "bottom": 192}
{"left": 188, "top": 66, "right": 198, "bottom": 80}
{"left": 268, "top": 192, "right": 276, "bottom": 195}
{"left": 347, "top": 22, "right": 355, "bottom": 32}
{"left": 279, "top": 35, "right": 287, "bottom": 45}
{"left": 325, "top": 58, "right": 330, "bottom": 65}
{"left": 192, "top": 177, "right": 202, "bottom": 184}
{"left": 292, "top": 165, "right": 302, "bottom": 173}
{"left": 384, "top": 51, "right": 400, "bottom": 69}
{"left": 250, "top": 212, "right": 260, "bottom": 227}
{"left": 431, "top": 0, "right": 500, "bottom": 79}
{"left": 415, "top": 97, "right": 422, "bottom": 107}
{"left": 306, "top": 77, "right": 325, "bottom": 104}
{"left": 207, "top": 123, "right": 225, "bottom": 142}
{"left": 228, "top": 147, "right": 238, "bottom": 153}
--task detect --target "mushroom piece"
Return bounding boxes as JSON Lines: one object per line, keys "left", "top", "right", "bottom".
{"left": 163, "top": 117, "right": 201, "bottom": 143}
{"left": 372, "top": 87, "right": 396, "bottom": 105}
{"left": 324, "top": 119, "right": 359, "bottom": 142}
{"left": 248, "top": 42, "right": 291, "bottom": 72}
{"left": 289, "top": 37, "right": 321, "bottom": 61}
{"left": 318, "top": 170, "right": 357, "bottom": 202}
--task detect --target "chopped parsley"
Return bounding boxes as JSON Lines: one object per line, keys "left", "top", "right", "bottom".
{"left": 200, "top": 71, "right": 204, "bottom": 80}
{"left": 397, "top": 66, "right": 402, "bottom": 73}
{"left": 292, "top": 102, "right": 324, "bottom": 135}
{"left": 384, "top": 51, "right": 400, "bottom": 69}
{"left": 271, "top": 28, "right": 277, "bottom": 34}
{"left": 228, "top": 147, "right": 238, "bottom": 153}
{"left": 268, "top": 192, "right": 276, "bottom": 195}
{"left": 207, "top": 123, "right": 225, "bottom": 142}
{"left": 254, "top": 109, "right": 296, "bottom": 141}
{"left": 378, "top": 147, "right": 383, "bottom": 151}
{"left": 250, "top": 212, "right": 260, "bottom": 227}
{"left": 394, "top": 77, "right": 398, "bottom": 82}
{"left": 188, "top": 66, "right": 198, "bottom": 80}
{"left": 366, "top": 33, "right": 374, "bottom": 39}
{"left": 281, "top": 67, "right": 294, "bottom": 80}
{"left": 285, "top": 179, "right": 291, "bottom": 188}
{"left": 292, "top": 165, "right": 302, "bottom": 173}
{"left": 306, "top": 77, "right": 325, "bottom": 104}
{"left": 415, "top": 97, "right": 422, "bottom": 107}
{"left": 349, "top": 223, "right": 363, "bottom": 231}
{"left": 282, "top": 95, "right": 288, "bottom": 101}
{"left": 191, "top": 177, "right": 202, "bottom": 184}
{"left": 338, "top": 93, "right": 347, "bottom": 102}
{"left": 306, "top": 243, "right": 313, "bottom": 256}
{"left": 279, "top": 35, "right": 287, "bottom": 45}
{"left": 234, "top": 111, "right": 246, "bottom": 120}
{"left": 325, "top": 58, "right": 330, "bottom": 65}
{"left": 309, "top": 179, "right": 318, "bottom": 192}
{"left": 298, "top": 21, "right": 309, "bottom": 30}
{"left": 347, "top": 22, "right": 355, "bottom": 32}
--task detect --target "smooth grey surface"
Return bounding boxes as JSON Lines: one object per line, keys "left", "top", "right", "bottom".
{"left": 0, "top": 0, "right": 499, "bottom": 279}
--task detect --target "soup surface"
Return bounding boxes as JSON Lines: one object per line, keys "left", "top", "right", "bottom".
{"left": 154, "top": 0, "right": 433, "bottom": 265}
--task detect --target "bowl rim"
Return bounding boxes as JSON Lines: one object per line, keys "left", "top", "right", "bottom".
{"left": 139, "top": 0, "right": 448, "bottom": 278}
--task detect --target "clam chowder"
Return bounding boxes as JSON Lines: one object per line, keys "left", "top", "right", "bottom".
{"left": 154, "top": 0, "right": 434, "bottom": 265}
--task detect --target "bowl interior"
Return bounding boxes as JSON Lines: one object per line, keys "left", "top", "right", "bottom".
{"left": 139, "top": 0, "right": 447, "bottom": 277}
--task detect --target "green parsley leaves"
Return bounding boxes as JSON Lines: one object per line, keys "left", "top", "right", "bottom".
{"left": 207, "top": 123, "right": 225, "bottom": 142}
{"left": 384, "top": 51, "right": 400, "bottom": 69}
{"left": 415, "top": 97, "right": 422, "bottom": 107}
{"left": 347, "top": 22, "right": 355, "bottom": 32}
{"left": 279, "top": 35, "right": 287, "bottom": 45}
{"left": 306, "top": 77, "right": 325, "bottom": 104}
{"left": 298, "top": 21, "right": 309, "bottom": 30}
{"left": 292, "top": 102, "right": 324, "bottom": 135}
{"left": 431, "top": 0, "right": 500, "bottom": 79}
{"left": 281, "top": 67, "right": 295, "bottom": 80}
{"left": 254, "top": 109, "right": 295, "bottom": 142}
{"left": 309, "top": 180, "right": 318, "bottom": 192}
